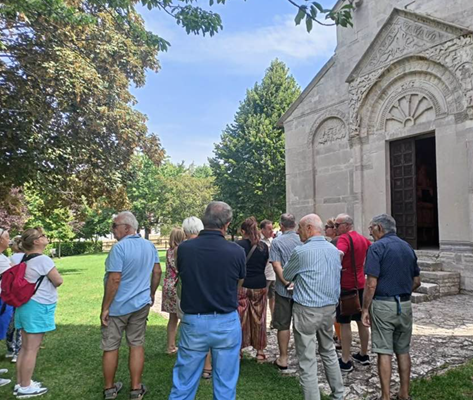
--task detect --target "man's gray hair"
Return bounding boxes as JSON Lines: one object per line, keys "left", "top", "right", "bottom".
{"left": 202, "top": 201, "right": 233, "bottom": 229}
{"left": 182, "top": 216, "right": 204, "bottom": 236}
{"left": 371, "top": 214, "right": 397, "bottom": 234}
{"left": 280, "top": 213, "right": 296, "bottom": 229}
{"left": 336, "top": 213, "right": 354, "bottom": 226}
{"left": 115, "top": 211, "right": 139, "bottom": 231}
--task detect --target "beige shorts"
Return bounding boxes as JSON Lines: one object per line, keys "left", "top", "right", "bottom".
{"left": 101, "top": 305, "right": 150, "bottom": 351}
{"left": 371, "top": 299, "right": 413, "bottom": 355}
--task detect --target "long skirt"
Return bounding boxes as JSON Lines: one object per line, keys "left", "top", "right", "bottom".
{"left": 237, "top": 287, "right": 267, "bottom": 350}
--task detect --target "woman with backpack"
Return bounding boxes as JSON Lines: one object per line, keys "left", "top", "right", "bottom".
{"left": 12, "top": 227, "right": 63, "bottom": 398}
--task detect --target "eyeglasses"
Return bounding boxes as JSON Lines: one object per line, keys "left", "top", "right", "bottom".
{"left": 368, "top": 225, "right": 377, "bottom": 231}
{"left": 334, "top": 222, "right": 347, "bottom": 228}
{"left": 112, "top": 223, "right": 128, "bottom": 229}
{"left": 325, "top": 225, "right": 334, "bottom": 230}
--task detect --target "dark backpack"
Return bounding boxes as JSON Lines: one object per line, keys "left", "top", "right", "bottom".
{"left": 0, "top": 254, "right": 45, "bottom": 307}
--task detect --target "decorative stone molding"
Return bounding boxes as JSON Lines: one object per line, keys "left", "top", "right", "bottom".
{"left": 308, "top": 109, "right": 348, "bottom": 146}
{"left": 347, "top": 9, "right": 471, "bottom": 82}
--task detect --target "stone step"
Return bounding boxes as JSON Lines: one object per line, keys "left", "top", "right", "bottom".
{"left": 411, "top": 292, "right": 429, "bottom": 304}
{"left": 418, "top": 260, "right": 443, "bottom": 271}
{"left": 415, "top": 282, "right": 440, "bottom": 301}
{"left": 420, "top": 271, "right": 460, "bottom": 296}
{"left": 415, "top": 250, "right": 441, "bottom": 261}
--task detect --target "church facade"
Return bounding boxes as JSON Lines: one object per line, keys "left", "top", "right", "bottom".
{"left": 280, "top": 0, "right": 473, "bottom": 291}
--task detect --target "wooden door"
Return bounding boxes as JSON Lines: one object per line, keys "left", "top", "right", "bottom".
{"left": 390, "top": 138, "right": 417, "bottom": 248}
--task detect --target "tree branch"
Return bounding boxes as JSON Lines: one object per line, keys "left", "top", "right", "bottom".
{"left": 286, "top": 0, "right": 335, "bottom": 26}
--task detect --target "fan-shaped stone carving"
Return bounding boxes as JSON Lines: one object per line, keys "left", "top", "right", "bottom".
{"left": 385, "top": 94, "right": 435, "bottom": 130}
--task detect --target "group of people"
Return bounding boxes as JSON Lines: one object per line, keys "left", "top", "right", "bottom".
{"left": 1, "top": 201, "right": 421, "bottom": 400}
{"left": 0, "top": 226, "right": 63, "bottom": 398}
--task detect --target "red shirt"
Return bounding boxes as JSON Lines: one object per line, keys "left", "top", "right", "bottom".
{"left": 336, "top": 231, "right": 371, "bottom": 290}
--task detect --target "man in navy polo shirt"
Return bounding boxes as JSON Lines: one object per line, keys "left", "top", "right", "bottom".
{"left": 169, "top": 201, "right": 246, "bottom": 400}
{"left": 361, "top": 214, "right": 421, "bottom": 400}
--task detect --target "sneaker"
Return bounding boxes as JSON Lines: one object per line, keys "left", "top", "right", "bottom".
{"left": 16, "top": 384, "right": 48, "bottom": 398}
{"left": 14, "top": 381, "right": 42, "bottom": 396}
{"left": 352, "top": 352, "right": 371, "bottom": 365}
{"left": 0, "top": 378, "right": 11, "bottom": 387}
{"left": 6, "top": 351, "right": 14, "bottom": 358}
{"left": 338, "top": 358, "right": 354, "bottom": 373}
{"left": 0, "top": 368, "right": 8, "bottom": 374}
{"left": 12, "top": 355, "right": 18, "bottom": 363}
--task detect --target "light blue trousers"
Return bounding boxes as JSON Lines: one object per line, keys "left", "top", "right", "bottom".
{"left": 168, "top": 310, "right": 242, "bottom": 400}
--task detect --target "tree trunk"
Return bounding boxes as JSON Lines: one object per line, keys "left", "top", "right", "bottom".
{"left": 58, "top": 241, "right": 62, "bottom": 259}
{"left": 145, "top": 227, "right": 150, "bottom": 240}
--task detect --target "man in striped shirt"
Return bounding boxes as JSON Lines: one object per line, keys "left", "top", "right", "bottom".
{"left": 283, "top": 214, "right": 344, "bottom": 400}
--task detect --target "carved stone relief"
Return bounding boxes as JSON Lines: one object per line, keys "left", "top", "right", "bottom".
{"left": 384, "top": 93, "right": 435, "bottom": 132}
{"left": 317, "top": 118, "right": 347, "bottom": 145}
{"left": 308, "top": 109, "right": 348, "bottom": 147}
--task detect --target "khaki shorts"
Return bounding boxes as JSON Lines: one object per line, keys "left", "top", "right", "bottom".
{"left": 101, "top": 305, "right": 150, "bottom": 351}
{"left": 266, "top": 280, "right": 276, "bottom": 300}
{"left": 371, "top": 299, "right": 413, "bottom": 355}
{"left": 273, "top": 292, "right": 293, "bottom": 331}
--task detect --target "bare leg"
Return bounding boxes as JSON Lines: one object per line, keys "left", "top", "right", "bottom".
{"left": 18, "top": 332, "right": 44, "bottom": 387}
{"left": 129, "top": 346, "right": 145, "bottom": 390}
{"left": 103, "top": 350, "right": 119, "bottom": 389}
{"left": 16, "top": 329, "right": 24, "bottom": 384}
{"left": 167, "top": 313, "right": 179, "bottom": 352}
{"left": 340, "top": 323, "right": 352, "bottom": 362}
{"left": 356, "top": 321, "right": 370, "bottom": 356}
{"left": 277, "top": 330, "right": 290, "bottom": 366}
{"left": 396, "top": 353, "right": 411, "bottom": 399}
{"left": 269, "top": 297, "right": 275, "bottom": 323}
{"left": 377, "top": 354, "right": 392, "bottom": 400}
{"left": 204, "top": 351, "right": 212, "bottom": 371}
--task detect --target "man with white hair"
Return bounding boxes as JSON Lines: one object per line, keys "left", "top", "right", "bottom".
{"left": 101, "top": 211, "right": 162, "bottom": 400}
{"left": 283, "top": 214, "right": 344, "bottom": 400}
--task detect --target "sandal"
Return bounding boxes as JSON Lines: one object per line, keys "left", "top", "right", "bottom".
{"left": 274, "top": 359, "right": 288, "bottom": 370}
{"left": 130, "top": 384, "right": 147, "bottom": 400}
{"left": 166, "top": 347, "right": 178, "bottom": 355}
{"left": 256, "top": 353, "right": 267, "bottom": 363}
{"left": 104, "top": 382, "right": 123, "bottom": 400}
{"left": 201, "top": 368, "right": 212, "bottom": 380}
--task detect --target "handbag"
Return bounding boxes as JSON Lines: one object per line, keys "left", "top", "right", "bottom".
{"left": 339, "top": 234, "right": 362, "bottom": 316}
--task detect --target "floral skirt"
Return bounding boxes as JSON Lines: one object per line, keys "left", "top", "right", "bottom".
{"left": 238, "top": 287, "right": 267, "bottom": 350}
{"left": 161, "top": 277, "right": 178, "bottom": 314}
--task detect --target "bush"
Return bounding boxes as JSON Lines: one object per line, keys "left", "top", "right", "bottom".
{"left": 48, "top": 241, "right": 103, "bottom": 257}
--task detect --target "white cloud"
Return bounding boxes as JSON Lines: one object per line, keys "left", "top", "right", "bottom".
{"left": 157, "top": 14, "right": 337, "bottom": 74}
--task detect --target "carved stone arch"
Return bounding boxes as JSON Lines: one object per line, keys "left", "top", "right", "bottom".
{"left": 308, "top": 109, "right": 349, "bottom": 146}
{"left": 357, "top": 56, "right": 464, "bottom": 136}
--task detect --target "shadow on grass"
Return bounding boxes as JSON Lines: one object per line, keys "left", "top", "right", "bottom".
{"left": 56, "top": 268, "right": 84, "bottom": 276}
{"left": 0, "top": 324, "right": 303, "bottom": 400}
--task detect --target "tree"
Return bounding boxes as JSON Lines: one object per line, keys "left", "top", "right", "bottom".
{"left": 0, "top": 188, "right": 28, "bottom": 233}
{"left": 210, "top": 60, "right": 301, "bottom": 234}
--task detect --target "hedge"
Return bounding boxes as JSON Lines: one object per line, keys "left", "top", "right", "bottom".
{"left": 46, "top": 241, "right": 103, "bottom": 257}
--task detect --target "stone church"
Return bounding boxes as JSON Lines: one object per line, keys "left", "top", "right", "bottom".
{"left": 280, "top": 0, "right": 473, "bottom": 292}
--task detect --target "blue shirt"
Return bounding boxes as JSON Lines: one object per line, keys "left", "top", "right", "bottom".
{"left": 364, "top": 233, "right": 420, "bottom": 297}
{"left": 105, "top": 234, "right": 159, "bottom": 316}
{"left": 269, "top": 230, "right": 302, "bottom": 298}
{"left": 177, "top": 230, "right": 246, "bottom": 314}
{"left": 283, "top": 236, "right": 341, "bottom": 308}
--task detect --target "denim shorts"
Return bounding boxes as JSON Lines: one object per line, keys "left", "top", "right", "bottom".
{"left": 15, "top": 299, "right": 57, "bottom": 334}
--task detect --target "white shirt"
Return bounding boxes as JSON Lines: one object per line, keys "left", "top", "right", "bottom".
{"left": 10, "top": 252, "right": 25, "bottom": 265}
{"left": 261, "top": 236, "right": 276, "bottom": 281}
{"left": 0, "top": 254, "right": 12, "bottom": 295}
{"left": 24, "top": 255, "right": 57, "bottom": 304}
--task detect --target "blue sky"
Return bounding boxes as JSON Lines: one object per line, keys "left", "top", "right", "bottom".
{"left": 131, "top": 0, "right": 338, "bottom": 165}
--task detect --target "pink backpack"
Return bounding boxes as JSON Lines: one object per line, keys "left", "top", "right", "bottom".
{"left": 0, "top": 254, "right": 45, "bottom": 307}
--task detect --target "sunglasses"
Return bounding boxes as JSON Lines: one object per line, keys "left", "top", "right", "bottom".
{"left": 112, "top": 223, "right": 128, "bottom": 229}
{"left": 334, "top": 222, "right": 348, "bottom": 228}
{"left": 325, "top": 225, "right": 334, "bottom": 230}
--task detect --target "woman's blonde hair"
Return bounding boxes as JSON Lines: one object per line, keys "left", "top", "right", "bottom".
{"left": 19, "top": 227, "right": 45, "bottom": 252}
{"left": 169, "top": 228, "right": 186, "bottom": 249}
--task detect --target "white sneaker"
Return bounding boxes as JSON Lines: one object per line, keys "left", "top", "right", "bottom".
{"left": 14, "top": 381, "right": 42, "bottom": 396}
{"left": 16, "top": 383, "right": 47, "bottom": 398}
{"left": 0, "top": 368, "right": 8, "bottom": 374}
{"left": 12, "top": 355, "right": 18, "bottom": 363}
{"left": 6, "top": 351, "right": 14, "bottom": 358}
{"left": 0, "top": 378, "right": 12, "bottom": 387}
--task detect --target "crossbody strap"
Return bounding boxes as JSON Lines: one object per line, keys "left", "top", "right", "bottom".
{"left": 347, "top": 234, "right": 358, "bottom": 290}
{"left": 22, "top": 253, "right": 46, "bottom": 292}
{"left": 246, "top": 245, "right": 257, "bottom": 264}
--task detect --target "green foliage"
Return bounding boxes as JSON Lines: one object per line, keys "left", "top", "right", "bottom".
{"left": 290, "top": 1, "right": 354, "bottom": 31}
{"left": 210, "top": 60, "right": 301, "bottom": 234}
{"left": 47, "top": 241, "right": 103, "bottom": 257}
{"left": 127, "top": 155, "right": 216, "bottom": 237}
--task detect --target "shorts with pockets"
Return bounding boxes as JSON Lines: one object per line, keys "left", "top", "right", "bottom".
{"left": 370, "top": 299, "right": 413, "bottom": 355}
{"left": 101, "top": 305, "right": 150, "bottom": 351}
{"left": 272, "top": 292, "right": 293, "bottom": 331}
{"left": 266, "top": 280, "right": 276, "bottom": 300}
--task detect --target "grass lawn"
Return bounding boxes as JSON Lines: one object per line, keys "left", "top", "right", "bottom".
{"left": 0, "top": 253, "right": 304, "bottom": 400}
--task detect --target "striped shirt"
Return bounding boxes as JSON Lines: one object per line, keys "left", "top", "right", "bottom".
{"left": 269, "top": 230, "right": 302, "bottom": 298}
{"left": 283, "top": 235, "right": 341, "bottom": 308}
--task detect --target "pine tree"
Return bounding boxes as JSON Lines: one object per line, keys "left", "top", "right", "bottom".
{"left": 210, "top": 60, "right": 301, "bottom": 234}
